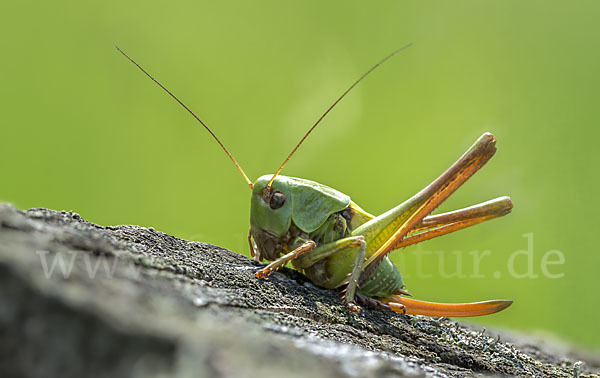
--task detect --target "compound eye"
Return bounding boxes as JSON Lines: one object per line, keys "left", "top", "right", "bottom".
{"left": 269, "top": 191, "right": 286, "bottom": 210}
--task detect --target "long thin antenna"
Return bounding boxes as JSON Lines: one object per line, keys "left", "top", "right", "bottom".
{"left": 115, "top": 46, "right": 254, "bottom": 190}
{"left": 267, "top": 43, "right": 413, "bottom": 189}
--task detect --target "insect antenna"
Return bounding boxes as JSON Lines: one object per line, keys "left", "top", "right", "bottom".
{"left": 115, "top": 46, "right": 254, "bottom": 190}
{"left": 267, "top": 42, "right": 413, "bottom": 189}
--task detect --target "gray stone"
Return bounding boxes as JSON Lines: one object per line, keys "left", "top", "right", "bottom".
{"left": 0, "top": 203, "right": 597, "bottom": 378}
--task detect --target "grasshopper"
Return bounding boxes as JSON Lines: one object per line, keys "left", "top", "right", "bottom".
{"left": 118, "top": 44, "right": 513, "bottom": 316}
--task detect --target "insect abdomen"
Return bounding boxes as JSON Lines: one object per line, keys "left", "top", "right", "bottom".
{"left": 358, "top": 256, "right": 404, "bottom": 298}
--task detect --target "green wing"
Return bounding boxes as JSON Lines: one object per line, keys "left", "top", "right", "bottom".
{"left": 288, "top": 177, "right": 350, "bottom": 233}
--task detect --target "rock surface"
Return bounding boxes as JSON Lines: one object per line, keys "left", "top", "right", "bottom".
{"left": 0, "top": 203, "right": 598, "bottom": 378}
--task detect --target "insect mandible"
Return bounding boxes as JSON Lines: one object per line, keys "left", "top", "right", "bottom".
{"left": 117, "top": 44, "right": 513, "bottom": 316}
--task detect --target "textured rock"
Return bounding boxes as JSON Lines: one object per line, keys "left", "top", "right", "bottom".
{"left": 0, "top": 203, "right": 597, "bottom": 378}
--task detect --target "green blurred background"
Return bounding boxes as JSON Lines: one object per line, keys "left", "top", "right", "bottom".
{"left": 2, "top": 1, "right": 599, "bottom": 348}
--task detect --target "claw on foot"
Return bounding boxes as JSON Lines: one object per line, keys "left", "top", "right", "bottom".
{"left": 255, "top": 268, "right": 271, "bottom": 279}
{"left": 346, "top": 301, "right": 362, "bottom": 314}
